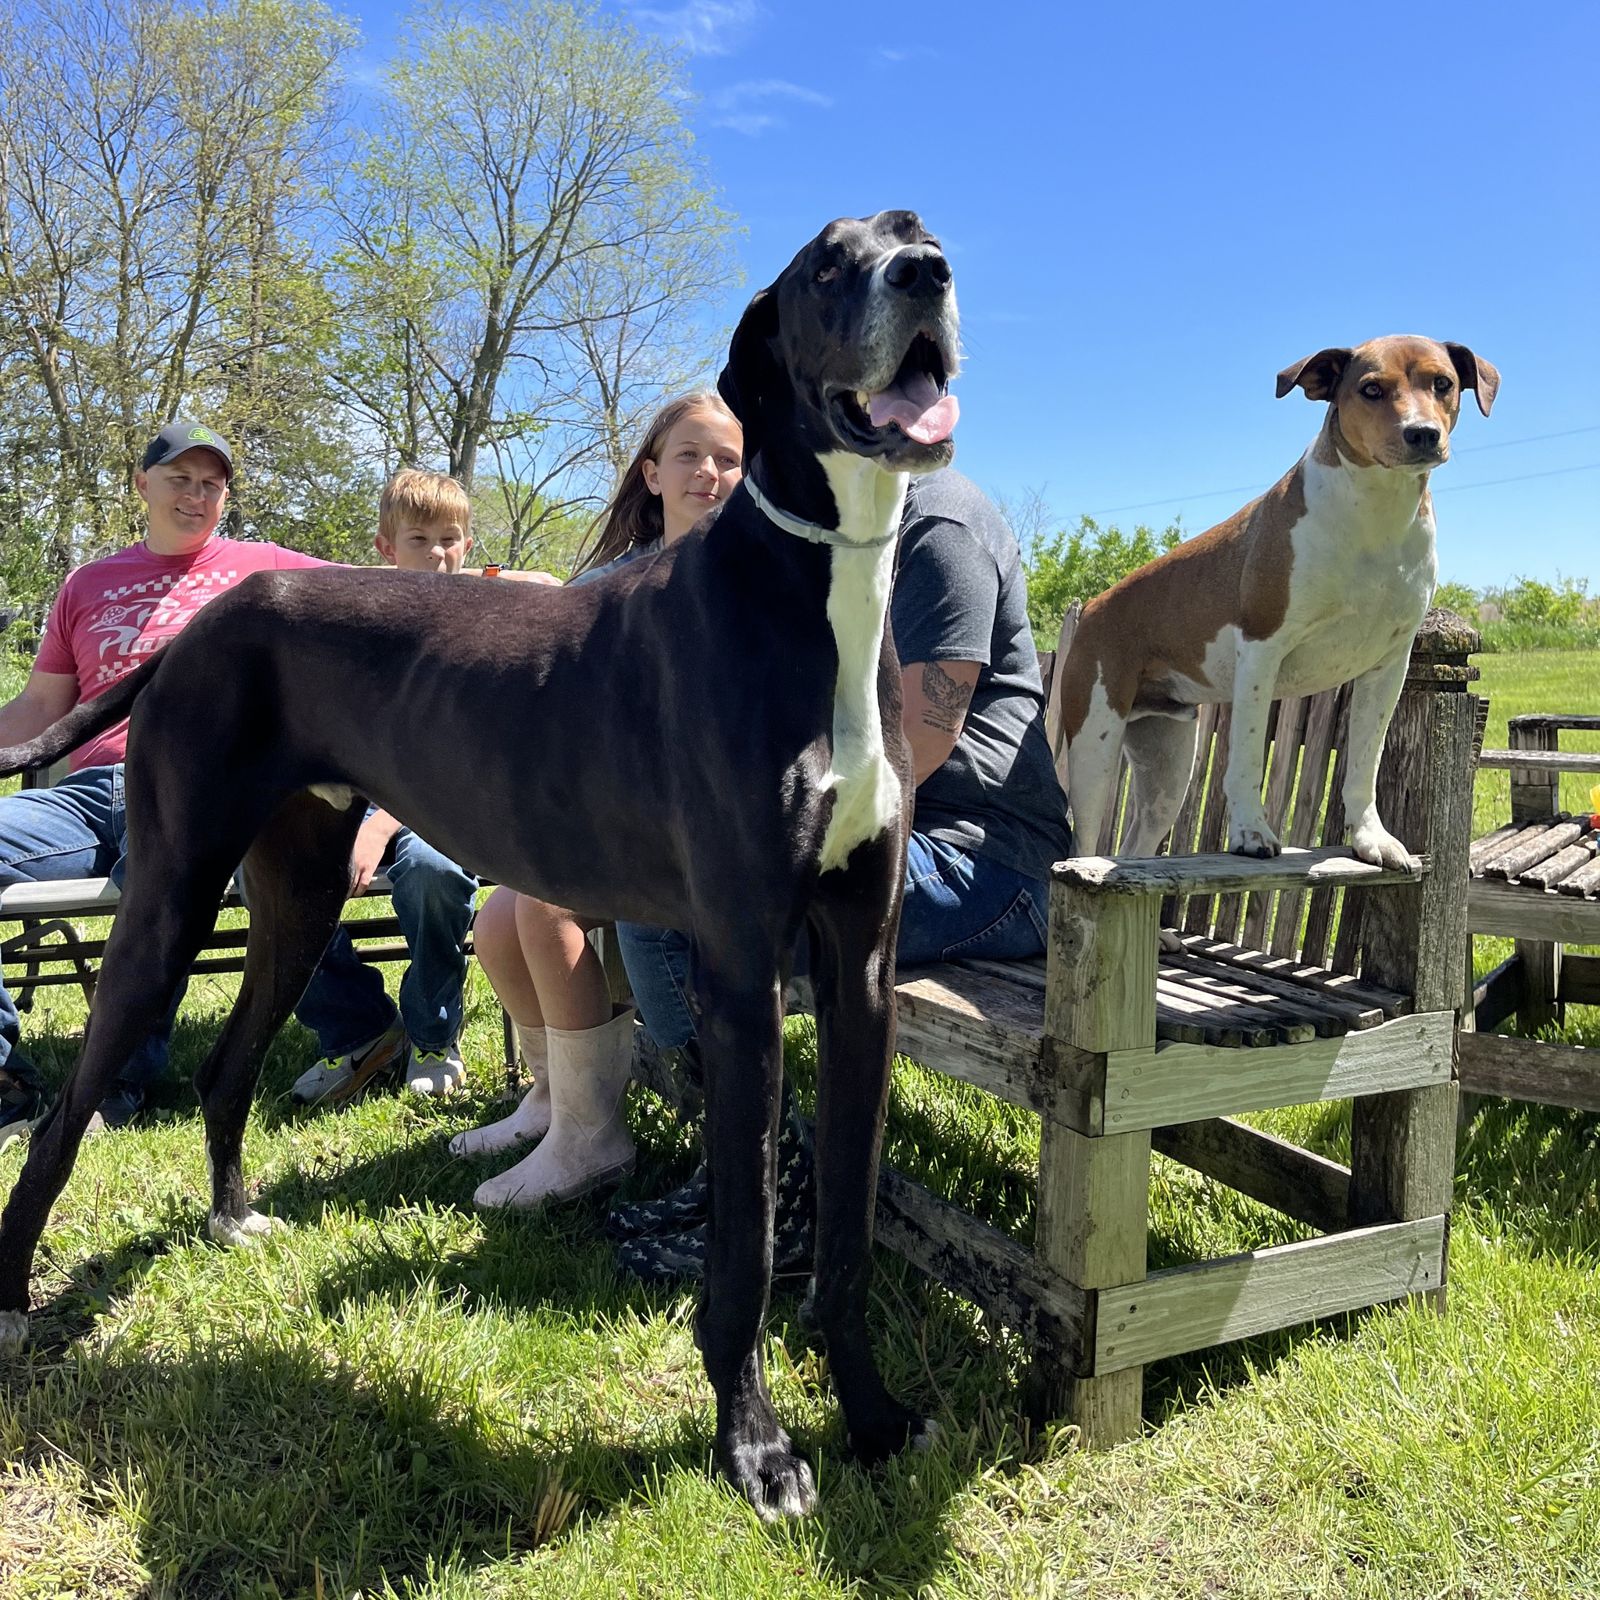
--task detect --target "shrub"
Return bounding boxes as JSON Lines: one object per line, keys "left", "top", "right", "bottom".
{"left": 1022, "top": 514, "right": 1183, "bottom": 645}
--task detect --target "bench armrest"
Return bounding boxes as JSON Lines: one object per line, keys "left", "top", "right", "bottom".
{"left": 1478, "top": 748, "right": 1600, "bottom": 776}
{"left": 1051, "top": 845, "right": 1427, "bottom": 898}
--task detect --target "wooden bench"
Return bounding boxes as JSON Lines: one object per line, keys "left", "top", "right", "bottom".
{"left": 826, "top": 610, "right": 1478, "bottom": 1443}
{"left": 0, "top": 766, "right": 508, "bottom": 1076}
{"left": 1461, "top": 713, "right": 1600, "bottom": 1110}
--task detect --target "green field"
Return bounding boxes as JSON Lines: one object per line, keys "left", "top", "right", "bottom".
{"left": 1, "top": 651, "right": 1598, "bottom": 1599}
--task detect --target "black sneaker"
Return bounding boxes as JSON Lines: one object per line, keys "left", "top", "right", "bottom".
{"left": 0, "top": 1067, "right": 49, "bottom": 1154}
{"left": 83, "top": 1083, "right": 145, "bottom": 1139}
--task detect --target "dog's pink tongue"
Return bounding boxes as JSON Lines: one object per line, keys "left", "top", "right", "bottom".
{"left": 867, "top": 371, "right": 959, "bottom": 444}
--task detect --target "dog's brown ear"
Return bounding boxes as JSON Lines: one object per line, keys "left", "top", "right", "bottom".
{"left": 717, "top": 286, "right": 781, "bottom": 463}
{"left": 1276, "top": 348, "right": 1352, "bottom": 401}
{"left": 1445, "top": 343, "right": 1500, "bottom": 417}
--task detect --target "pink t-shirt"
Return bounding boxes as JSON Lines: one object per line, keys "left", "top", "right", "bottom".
{"left": 37, "top": 536, "right": 327, "bottom": 770}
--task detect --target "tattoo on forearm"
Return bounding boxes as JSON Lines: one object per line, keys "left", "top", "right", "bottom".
{"left": 919, "top": 661, "right": 974, "bottom": 735}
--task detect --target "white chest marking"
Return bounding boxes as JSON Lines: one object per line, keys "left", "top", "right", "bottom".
{"left": 815, "top": 455, "right": 907, "bottom": 872}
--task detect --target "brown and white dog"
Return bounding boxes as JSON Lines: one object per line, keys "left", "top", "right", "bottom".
{"left": 1053, "top": 335, "right": 1498, "bottom": 866}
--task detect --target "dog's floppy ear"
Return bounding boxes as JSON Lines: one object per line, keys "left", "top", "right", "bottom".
{"left": 717, "top": 285, "right": 781, "bottom": 463}
{"left": 1276, "top": 347, "right": 1352, "bottom": 402}
{"left": 1445, "top": 343, "right": 1500, "bottom": 417}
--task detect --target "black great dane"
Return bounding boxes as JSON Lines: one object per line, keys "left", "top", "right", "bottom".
{"left": 0, "top": 210, "right": 961, "bottom": 1518}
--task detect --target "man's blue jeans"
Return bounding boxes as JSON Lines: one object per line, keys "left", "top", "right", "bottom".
{"left": 0, "top": 769, "right": 476, "bottom": 1091}
{"left": 292, "top": 821, "right": 477, "bottom": 1056}
{"left": 616, "top": 832, "right": 1051, "bottom": 1052}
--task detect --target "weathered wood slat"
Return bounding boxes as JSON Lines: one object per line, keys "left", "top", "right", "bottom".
{"left": 1520, "top": 838, "right": 1597, "bottom": 890}
{"left": 1469, "top": 878, "right": 1600, "bottom": 939}
{"left": 1479, "top": 749, "right": 1600, "bottom": 773}
{"left": 1470, "top": 821, "right": 1556, "bottom": 873}
{"left": 1182, "top": 705, "right": 1234, "bottom": 935}
{"left": 1157, "top": 965, "right": 1319, "bottom": 1044}
{"left": 1482, "top": 820, "right": 1590, "bottom": 880}
{"left": 1467, "top": 822, "right": 1523, "bottom": 870}
{"left": 1055, "top": 846, "right": 1424, "bottom": 897}
{"left": 874, "top": 1165, "right": 1089, "bottom": 1354}
{"left": 1151, "top": 1116, "right": 1351, "bottom": 1233}
{"left": 1075, "top": 1011, "right": 1452, "bottom": 1134}
{"left": 1153, "top": 972, "right": 1281, "bottom": 1047}
{"left": 1173, "top": 933, "right": 1407, "bottom": 1018}
{"left": 1301, "top": 686, "right": 1353, "bottom": 968}
{"left": 1555, "top": 856, "right": 1600, "bottom": 898}
{"left": 1090, "top": 1216, "right": 1446, "bottom": 1373}
{"left": 1270, "top": 686, "right": 1345, "bottom": 958}
{"left": 1509, "top": 713, "right": 1600, "bottom": 733}
{"left": 1159, "top": 948, "right": 1378, "bottom": 1034}
{"left": 1242, "top": 697, "right": 1310, "bottom": 950}
{"left": 953, "top": 956, "right": 1047, "bottom": 992}
{"left": 887, "top": 967, "right": 1046, "bottom": 1112}
{"left": 1457, "top": 1030, "right": 1600, "bottom": 1113}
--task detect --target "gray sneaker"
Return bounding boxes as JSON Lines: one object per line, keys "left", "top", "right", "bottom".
{"left": 405, "top": 1041, "right": 467, "bottom": 1098}
{"left": 291, "top": 1023, "right": 409, "bottom": 1107}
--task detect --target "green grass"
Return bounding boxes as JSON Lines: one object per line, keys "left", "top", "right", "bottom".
{"left": 3, "top": 650, "right": 1600, "bottom": 1598}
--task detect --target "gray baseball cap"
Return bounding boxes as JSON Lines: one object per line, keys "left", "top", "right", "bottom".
{"left": 140, "top": 420, "right": 234, "bottom": 479}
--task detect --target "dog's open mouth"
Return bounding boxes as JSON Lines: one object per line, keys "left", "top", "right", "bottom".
{"left": 832, "top": 332, "right": 959, "bottom": 452}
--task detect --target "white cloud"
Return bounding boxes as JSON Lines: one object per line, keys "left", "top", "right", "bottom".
{"left": 707, "top": 78, "right": 832, "bottom": 136}
{"left": 631, "top": 0, "right": 760, "bottom": 57}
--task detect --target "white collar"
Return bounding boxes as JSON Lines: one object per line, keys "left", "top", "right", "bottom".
{"left": 743, "top": 472, "right": 899, "bottom": 549}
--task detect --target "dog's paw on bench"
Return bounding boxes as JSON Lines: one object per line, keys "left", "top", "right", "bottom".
{"left": 206, "top": 1208, "right": 287, "bottom": 1248}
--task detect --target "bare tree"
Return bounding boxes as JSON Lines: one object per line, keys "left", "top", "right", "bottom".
{"left": 332, "top": 0, "right": 736, "bottom": 520}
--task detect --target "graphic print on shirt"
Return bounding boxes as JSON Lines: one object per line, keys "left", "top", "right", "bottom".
{"left": 83, "top": 567, "right": 244, "bottom": 688}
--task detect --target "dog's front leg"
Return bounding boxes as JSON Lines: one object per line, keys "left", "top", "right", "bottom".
{"left": 1224, "top": 639, "right": 1287, "bottom": 857}
{"left": 807, "top": 859, "right": 932, "bottom": 1466}
{"left": 693, "top": 948, "right": 816, "bottom": 1520}
{"left": 1342, "top": 650, "right": 1416, "bottom": 870}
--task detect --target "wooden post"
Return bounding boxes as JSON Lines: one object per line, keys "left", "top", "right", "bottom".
{"left": 1508, "top": 716, "right": 1563, "bottom": 1031}
{"left": 1034, "top": 878, "right": 1157, "bottom": 1443}
{"left": 1347, "top": 610, "right": 1477, "bottom": 1303}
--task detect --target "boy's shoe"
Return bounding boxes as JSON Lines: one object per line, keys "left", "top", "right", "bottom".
{"left": 605, "top": 1162, "right": 709, "bottom": 1240}
{"left": 406, "top": 1042, "right": 467, "bottom": 1098}
{"left": 0, "top": 1068, "right": 50, "bottom": 1154}
{"left": 84, "top": 1083, "right": 145, "bottom": 1139}
{"left": 291, "top": 1022, "right": 409, "bottom": 1107}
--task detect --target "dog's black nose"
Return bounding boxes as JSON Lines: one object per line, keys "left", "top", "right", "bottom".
{"left": 884, "top": 245, "right": 952, "bottom": 296}
{"left": 1403, "top": 424, "right": 1442, "bottom": 452}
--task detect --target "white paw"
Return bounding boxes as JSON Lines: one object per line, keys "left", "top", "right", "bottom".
{"left": 1351, "top": 825, "right": 1415, "bottom": 872}
{"left": 1229, "top": 820, "right": 1281, "bottom": 858}
{"left": 912, "top": 1418, "right": 940, "bottom": 1453}
{"left": 1158, "top": 927, "right": 1186, "bottom": 955}
{"left": 0, "top": 1309, "right": 29, "bottom": 1354}
{"left": 207, "top": 1209, "right": 287, "bottom": 1248}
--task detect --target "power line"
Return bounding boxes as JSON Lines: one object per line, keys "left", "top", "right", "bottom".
{"left": 1081, "top": 425, "right": 1600, "bottom": 518}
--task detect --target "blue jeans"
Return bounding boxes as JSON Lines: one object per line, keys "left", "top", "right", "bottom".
{"left": 617, "top": 832, "right": 1050, "bottom": 1051}
{"left": 292, "top": 819, "right": 477, "bottom": 1056}
{"left": 0, "top": 766, "right": 181, "bottom": 1092}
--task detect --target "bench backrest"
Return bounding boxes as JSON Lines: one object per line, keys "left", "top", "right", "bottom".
{"left": 1039, "top": 606, "right": 1358, "bottom": 965}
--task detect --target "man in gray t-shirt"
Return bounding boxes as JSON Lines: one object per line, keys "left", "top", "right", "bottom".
{"left": 892, "top": 468, "right": 1071, "bottom": 899}
{"left": 608, "top": 467, "right": 1072, "bottom": 1278}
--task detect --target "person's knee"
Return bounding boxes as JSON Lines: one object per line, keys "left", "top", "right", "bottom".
{"left": 389, "top": 842, "right": 475, "bottom": 915}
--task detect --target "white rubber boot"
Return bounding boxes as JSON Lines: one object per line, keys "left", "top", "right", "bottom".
{"left": 449, "top": 1023, "right": 551, "bottom": 1158}
{"left": 473, "top": 1006, "right": 637, "bottom": 1209}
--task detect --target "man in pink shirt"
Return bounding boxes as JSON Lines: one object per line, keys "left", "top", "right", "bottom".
{"left": 0, "top": 423, "right": 413, "bottom": 1141}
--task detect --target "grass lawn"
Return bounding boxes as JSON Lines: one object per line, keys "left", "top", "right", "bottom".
{"left": 2, "top": 649, "right": 1599, "bottom": 1599}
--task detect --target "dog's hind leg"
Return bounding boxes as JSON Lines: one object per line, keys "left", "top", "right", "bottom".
{"left": 692, "top": 931, "right": 817, "bottom": 1520}
{"left": 0, "top": 839, "right": 244, "bottom": 1343}
{"left": 805, "top": 835, "right": 931, "bottom": 1466}
{"left": 1120, "top": 711, "right": 1199, "bottom": 857}
{"left": 1065, "top": 688, "right": 1127, "bottom": 855}
{"left": 197, "top": 793, "right": 365, "bottom": 1247}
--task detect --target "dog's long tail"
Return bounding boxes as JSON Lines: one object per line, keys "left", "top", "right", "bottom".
{"left": 0, "top": 652, "right": 165, "bottom": 778}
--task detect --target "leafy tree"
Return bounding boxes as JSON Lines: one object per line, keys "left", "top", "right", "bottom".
{"left": 1431, "top": 579, "right": 1480, "bottom": 622}
{"left": 1020, "top": 511, "right": 1184, "bottom": 645}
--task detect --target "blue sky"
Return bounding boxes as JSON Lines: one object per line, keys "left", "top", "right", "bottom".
{"left": 353, "top": 2, "right": 1597, "bottom": 590}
